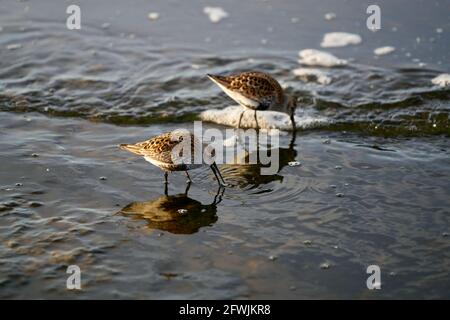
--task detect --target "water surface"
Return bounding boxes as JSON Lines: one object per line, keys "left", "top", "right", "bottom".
{"left": 0, "top": 0, "right": 449, "bottom": 299}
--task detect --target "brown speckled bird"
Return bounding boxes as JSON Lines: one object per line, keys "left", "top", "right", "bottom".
{"left": 207, "top": 71, "right": 297, "bottom": 130}
{"left": 120, "top": 130, "right": 227, "bottom": 187}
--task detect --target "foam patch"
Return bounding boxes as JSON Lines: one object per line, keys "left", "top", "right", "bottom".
{"left": 298, "top": 49, "right": 347, "bottom": 67}
{"left": 431, "top": 74, "right": 450, "bottom": 87}
{"left": 293, "top": 67, "right": 332, "bottom": 85}
{"left": 203, "top": 7, "right": 228, "bottom": 23}
{"left": 200, "top": 106, "right": 328, "bottom": 131}
{"left": 320, "top": 32, "right": 362, "bottom": 48}
{"left": 374, "top": 46, "right": 396, "bottom": 56}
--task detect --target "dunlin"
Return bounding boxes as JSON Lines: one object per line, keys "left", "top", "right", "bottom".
{"left": 120, "top": 130, "right": 227, "bottom": 187}
{"left": 207, "top": 71, "right": 297, "bottom": 130}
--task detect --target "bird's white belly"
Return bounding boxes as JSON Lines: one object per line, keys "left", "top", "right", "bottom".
{"left": 144, "top": 156, "right": 202, "bottom": 171}
{"left": 144, "top": 157, "right": 171, "bottom": 169}
{"left": 217, "top": 83, "right": 259, "bottom": 110}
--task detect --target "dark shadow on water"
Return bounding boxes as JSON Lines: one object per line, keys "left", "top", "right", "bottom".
{"left": 118, "top": 183, "right": 224, "bottom": 234}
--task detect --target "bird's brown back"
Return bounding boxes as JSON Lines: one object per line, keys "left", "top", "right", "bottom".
{"left": 226, "top": 72, "right": 285, "bottom": 104}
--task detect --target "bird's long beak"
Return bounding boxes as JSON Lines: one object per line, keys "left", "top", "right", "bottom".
{"left": 206, "top": 74, "right": 230, "bottom": 87}
{"left": 210, "top": 162, "right": 227, "bottom": 187}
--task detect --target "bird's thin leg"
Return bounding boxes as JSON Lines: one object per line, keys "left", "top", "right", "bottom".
{"left": 212, "top": 185, "right": 226, "bottom": 205}
{"left": 253, "top": 110, "right": 260, "bottom": 150}
{"left": 254, "top": 110, "right": 259, "bottom": 130}
{"left": 289, "top": 113, "right": 297, "bottom": 151}
{"left": 164, "top": 178, "right": 168, "bottom": 196}
{"left": 289, "top": 127, "right": 297, "bottom": 150}
{"left": 185, "top": 170, "right": 192, "bottom": 183}
{"left": 210, "top": 162, "right": 227, "bottom": 187}
{"left": 290, "top": 113, "right": 297, "bottom": 132}
{"left": 184, "top": 180, "right": 191, "bottom": 195}
{"left": 164, "top": 171, "right": 168, "bottom": 184}
{"left": 237, "top": 110, "right": 244, "bottom": 129}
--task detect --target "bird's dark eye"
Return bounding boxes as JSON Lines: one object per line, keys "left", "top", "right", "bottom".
{"left": 179, "top": 136, "right": 183, "bottom": 142}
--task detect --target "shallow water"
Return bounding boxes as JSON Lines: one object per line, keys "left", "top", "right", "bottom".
{"left": 1, "top": 0, "right": 449, "bottom": 299}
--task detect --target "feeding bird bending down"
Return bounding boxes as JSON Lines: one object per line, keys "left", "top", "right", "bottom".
{"left": 207, "top": 71, "right": 297, "bottom": 131}
{"left": 120, "top": 130, "right": 227, "bottom": 187}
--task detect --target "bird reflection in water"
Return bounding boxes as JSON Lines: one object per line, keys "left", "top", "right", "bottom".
{"left": 119, "top": 183, "right": 224, "bottom": 234}
{"left": 220, "top": 132, "right": 298, "bottom": 188}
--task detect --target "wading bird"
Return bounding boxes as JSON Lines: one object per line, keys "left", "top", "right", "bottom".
{"left": 120, "top": 130, "right": 227, "bottom": 187}
{"left": 207, "top": 71, "right": 297, "bottom": 130}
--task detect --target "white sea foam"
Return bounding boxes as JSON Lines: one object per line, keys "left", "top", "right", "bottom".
{"left": 374, "top": 46, "right": 395, "bottom": 56}
{"left": 293, "top": 68, "right": 332, "bottom": 85}
{"left": 200, "top": 106, "right": 328, "bottom": 131}
{"left": 298, "top": 49, "right": 347, "bottom": 67}
{"left": 203, "top": 7, "right": 228, "bottom": 23}
{"left": 324, "top": 13, "right": 336, "bottom": 21}
{"left": 431, "top": 74, "right": 450, "bottom": 87}
{"left": 148, "top": 12, "right": 160, "bottom": 20}
{"left": 320, "top": 32, "right": 362, "bottom": 48}
{"left": 6, "top": 43, "right": 22, "bottom": 50}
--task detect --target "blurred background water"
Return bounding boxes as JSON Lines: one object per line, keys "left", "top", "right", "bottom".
{"left": 0, "top": 0, "right": 449, "bottom": 299}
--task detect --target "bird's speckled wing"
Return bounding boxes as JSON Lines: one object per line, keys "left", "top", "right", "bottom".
{"left": 120, "top": 132, "right": 177, "bottom": 164}
{"left": 134, "top": 133, "right": 177, "bottom": 163}
{"left": 227, "top": 72, "right": 284, "bottom": 107}
{"left": 120, "top": 132, "right": 199, "bottom": 165}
